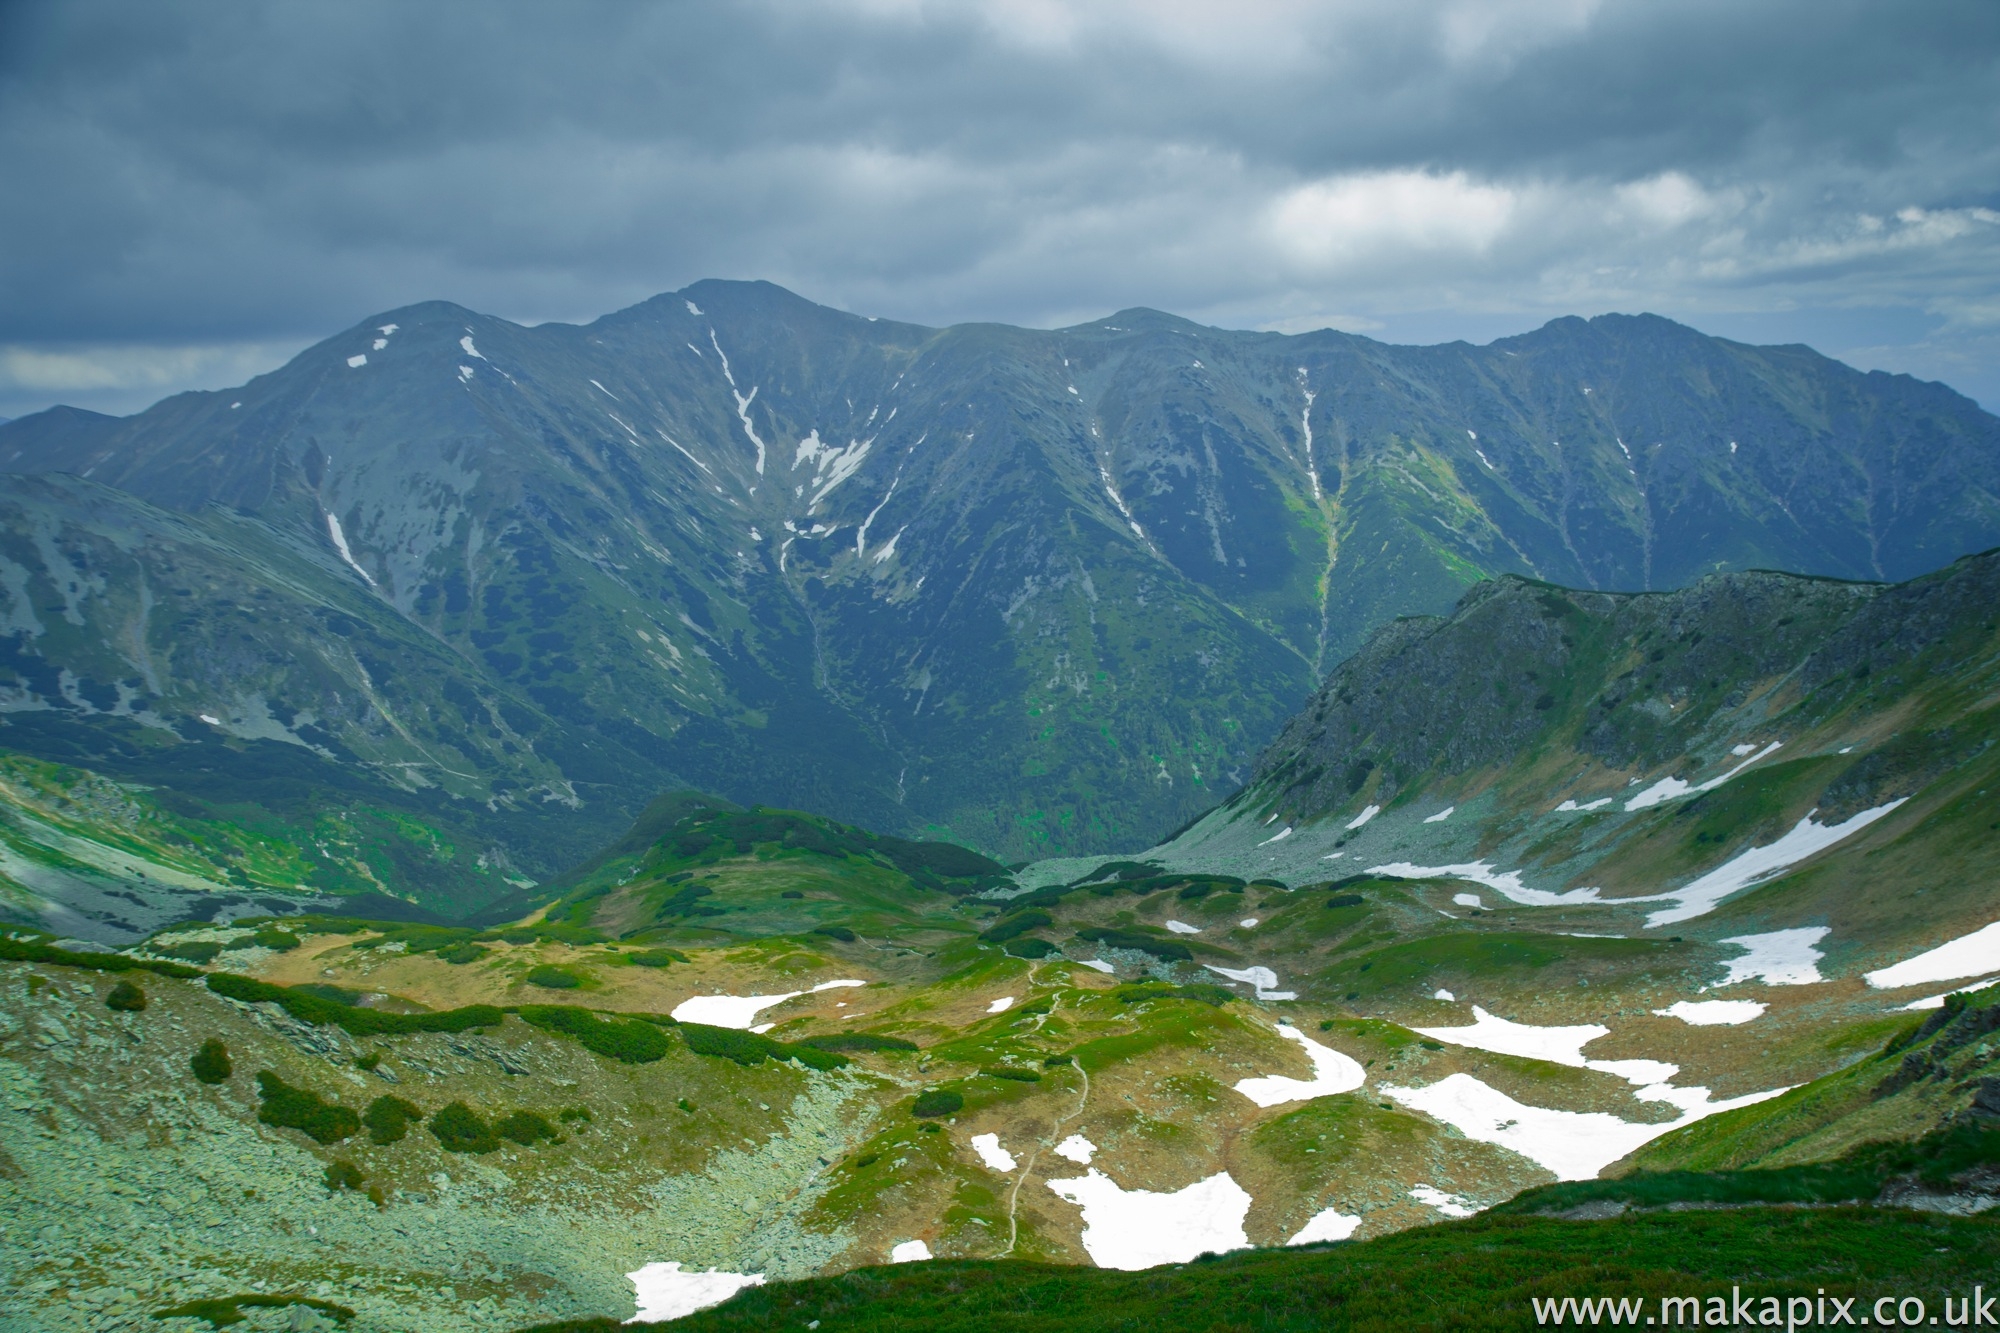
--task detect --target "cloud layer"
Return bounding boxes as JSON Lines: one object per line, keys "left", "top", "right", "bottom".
{"left": 2, "top": 0, "right": 1997, "bottom": 417}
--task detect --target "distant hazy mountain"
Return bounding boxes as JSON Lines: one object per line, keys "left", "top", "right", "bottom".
{"left": 2, "top": 281, "right": 1996, "bottom": 887}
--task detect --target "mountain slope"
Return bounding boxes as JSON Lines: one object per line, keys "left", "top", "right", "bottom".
{"left": 4, "top": 284, "right": 1997, "bottom": 870}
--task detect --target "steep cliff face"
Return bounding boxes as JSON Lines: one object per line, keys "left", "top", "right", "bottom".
{"left": 4, "top": 282, "right": 1997, "bottom": 876}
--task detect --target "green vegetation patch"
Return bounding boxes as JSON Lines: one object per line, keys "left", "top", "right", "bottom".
{"left": 678, "top": 1021, "right": 850, "bottom": 1070}
{"left": 152, "top": 1293, "right": 354, "bottom": 1328}
{"left": 1004, "top": 938, "right": 1057, "bottom": 959}
{"left": 1073, "top": 926, "right": 1193, "bottom": 963}
{"left": 551, "top": 1208, "right": 2000, "bottom": 1333}
{"left": 105, "top": 979, "right": 146, "bottom": 1011}
{"left": 799, "top": 1032, "right": 919, "bottom": 1054}
{"left": 628, "top": 948, "right": 688, "bottom": 967}
{"left": 254, "top": 1071, "right": 357, "bottom": 1145}
{"left": 1113, "top": 982, "right": 1235, "bottom": 1007}
{"left": 517, "top": 1005, "right": 672, "bottom": 1064}
{"left": 439, "top": 942, "right": 490, "bottom": 965}
{"left": 0, "top": 933, "right": 199, "bottom": 979}
{"left": 363, "top": 1094, "right": 422, "bottom": 1145}
{"left": 979, "top": 1066, "right": 1041, "bottom": 1083}
{"left": 497, "top": 1110, "right": 560, "bottom": 1146}
{"left": 524, "top": 964, "right": 583, "bottom": 989}
{"left": 979, "top": 910, "right": 1052, "bottom": 944}
{"left": 813, "top": 925, "right": 858, "bottom": 942}
{"left": 324, "top": 1159, "right": 366, "bottom": 1193}
{"left": 190, "top": 1038, "right": 232, "bottom": 1084}
{"left": 206, "top": 972, "right": 503, "bottom": 1038}
{"left": 911, "top": 1089, "right": 964, "bottom": 1118}
{"left": 429, "top": 1101, "right": 501, "bottom": 1154}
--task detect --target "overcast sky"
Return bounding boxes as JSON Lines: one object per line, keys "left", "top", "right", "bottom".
{"left": 2, "top": 0, "right": 1996, "bottom": 420}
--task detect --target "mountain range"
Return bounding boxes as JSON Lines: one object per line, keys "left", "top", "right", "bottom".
{"left": 3, "top": 282, "right": 1998, "bottom": 910}
{"left": 2, "top": 545, "right": 1998, "bottom": 1330}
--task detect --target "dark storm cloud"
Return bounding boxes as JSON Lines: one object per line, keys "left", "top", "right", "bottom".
{"left": 1, "top": 0, "right": 1997, "bottom": 416}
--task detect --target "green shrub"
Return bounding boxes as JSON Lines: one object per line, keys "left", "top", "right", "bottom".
{"left": 980, "top": 1066, "right": 1041, "bottom": 1083}
{"left": 497, "top": 1110, "right": 559, "bottom": 1146}
{"left": 979, "top": 910, "right": 1052, "bottom": 944}
{"left": 428, "top": 1101, "right": 500, "bottom": 1154}
{"left": 517, "top": 1005, "right": 672, "bottom": 1063}
{"left": 355, "top": 1050, "right": 382, "bottom": 1071}
{"left": 1044, "top": 1054, "right": 1074, "bottom": 1067}
{"left": 680, "top": 1022, "right": 784, "bottom": 1066}
{"left": 254, "top": 1072, "right": 357, "bottom": 1144}
{"left": 813, "top": 925, "right": 858, "bottom": 943}
{"left": 205, "top": 973, "right": 502, "bottom": 1039}
{"left": 559, "top": 1105, "right": 593, "bottom": 1123}
{"left": 158, "top": 940, "right": 226, "bottom": 963}
{"left": 628, "top": 948, "right": 687, "bottom": 968}
{"left": 1004, "top": 937, "right": 1057, "bottom": 959}
{"left": 324, "top": 1159, "right": 366, "bottom": 1193}
{"left": 789, "top": 1044, "right": 850, "bottom": 1071}
{"left": 439, "top": 943, "right": 490, "bottom": 965}
{"left": 798, "top": 1032, "right": 919, "bottom": 1053}
{"left": 911, "top": 1089, "right": 964, "bottom": 1119}
{"left": 152, "top": 1295, "right": 354, "bottom": 1328}
{"left": 1325, "top": 893, "right": 1364, "bottom": 909}
{"left": 250, "top": 929, "right": 301, "bottom": 951}
{"left": 677, "top": 1021, "right": 848, "bottom": 1070}
{"left": 363, "top": 1094, "right": 422, "bottom": 1145}
{"left": 525, "top": 964, "right": 582, "bottom": 990}
{"left": 1073, "top": 927, "right": 1193, "bottom": 963}
{"left": 1113, "top": 983, "right": 1235, "bottom": 1007}
{"left": 190, "top": 1038, "right": 232, "bottom": 1084}
{"left": 293, "top": 983, "right": 366, "bottom": 1006}
{"left": 0, "top": 935, "right": 198, "bottom": 980}
{"left": 105, "top": 980, "right": 146, "bottom": 1011}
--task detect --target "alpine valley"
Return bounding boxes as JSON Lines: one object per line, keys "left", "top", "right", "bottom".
{"left": 2, "top": 289, "right": 2000, "bottom": 1332}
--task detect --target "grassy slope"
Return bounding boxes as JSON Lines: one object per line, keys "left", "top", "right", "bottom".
{"left": 525, "top": 1208, "right": 1999, "bottom": 1333}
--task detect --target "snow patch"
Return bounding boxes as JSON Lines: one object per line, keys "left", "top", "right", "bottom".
{"left": 970, "top": 1133, "right": 1017, "bottom": 1172}
{"left": 1233, "top": 1022, "right": 1365, "bottom": 1107}
{"left": 1366, "top": 861, "right": 1600, "bottom": 908}
{"left": 987, "top": 996, "right": 1015, "bottom": 1014}
{"left": 1238, "top": 918, "right": 1259, "bottom": 929}
{"left": 1045, "top": 1169, "right": 1252, "bottom": 1270}
{"left": 1413, "top": 1007, "right": 1676, "bottom": 1087}
{"left": 1165, "top": 920, "right": 1201, "bottom": 935}
{"left": 1258, "top": 826, "right": 1292, "bottom": 845}
{"left": 590, "top": 379, "right": 620, "bottom": 401}
{"left": 1901, "top": 979, "right": 2000, "bottom": 1011}
{"left": 1717, "top": 928, "right": 1828, "bottom": 986}
{"left": 1655, "top": 999, "right": 1766, "bottom": 1026}
{"left": 1383, "top": 1073, "right": 1787, "bottom": 1181}
{"left": 889, "top": 1240, "right": 931, "bottom": 1263}
{"left": 1077, "top": 959, "right": 1115, "bottom": 974}
{"left": 1345, "top": 805, "right": 1380, "bottom": 830}
{"left": 685, "top": 299, "right": 703, "bottom": 316}
{"left": 1409, "top": 1184, "right": 1476, "bottom": 1218}
{"left": 1434, "top": 989, "right": 1455, "bottom": 1001}
{"left": 670, "top": 979, "right": 864, "bottom": 1029}
{"left": 1452, "top": 893, "right": 1483, "bottom": 908}
{"left": 1867, "top": 921, "right": 2000, "bottom": 990}
{"left": 1626, "top": 743, "right": 1783, "bottom": 811}
{"left": 459, "top": 335, "right": 484, "bottom": 360}
{"left": 1424, "top": 807, "right": 1455, "bottom": 823}
{"left": 625, "top": 1262, "right": 764, "bottom": 1323}
{"left": 1556, "top": 798, "right": 1613, "bottom": 812}
{"left": 1206, "top": 964, "right": 1296, "bottom": 1001}
{"left": 324, "top": 513, "right": 377, "bottom": 587}
{"left": 1054, "top": 1135, "right": 1097, "bottom": 1164}
{"left": 1288, "top": 1206, "right": 1361, "bottom": 1244}
{"left": 345, "top": 354, "right": 366, "bottom": 368}
{"left": 1637, "top": 804, "right": 1904, "bottom": 927}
